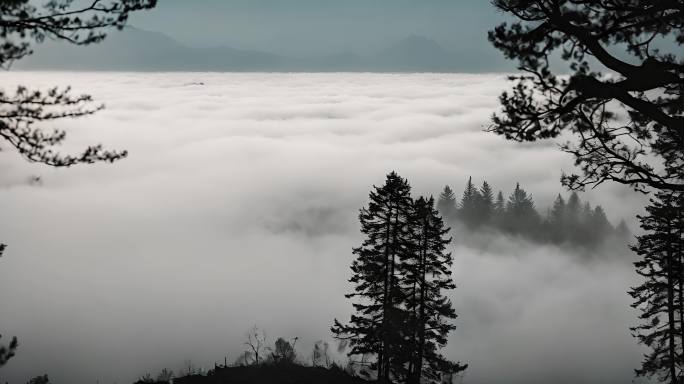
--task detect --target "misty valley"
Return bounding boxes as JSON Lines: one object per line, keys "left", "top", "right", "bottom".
{"left": 0, "top": 72, "right": 649, "bottom": 384}
{"left": 1, "top": 2, "right": 682, "bottom": 384}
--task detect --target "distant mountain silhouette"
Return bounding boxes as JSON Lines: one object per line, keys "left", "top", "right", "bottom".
{"left": 370, "top": 35, "right": 458, "bottom": 71}
{"left": 17, "top": 27, "right": 485, "bottom": 72}
{"left": 17, "top": 26, "right": 284, "bottom": 71}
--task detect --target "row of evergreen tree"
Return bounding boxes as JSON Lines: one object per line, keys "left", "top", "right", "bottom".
{"left": 437, "top": 177, "right": 630, "bottom": 247}
{"left": 629, "top": 192, "right": 684, "bottom": 383}
{"left": 332, "top": 172, "right": 466, "bottom": 384}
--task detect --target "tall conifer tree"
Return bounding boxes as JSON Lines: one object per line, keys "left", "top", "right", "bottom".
{"left": 332, "top": 172, "right": 414, "bottom": 383}
{"left": 402, "top": 197, "right": 467, "bottom": 384}
{"left": 629, "top": 192, "right": 684, "bottom": 384}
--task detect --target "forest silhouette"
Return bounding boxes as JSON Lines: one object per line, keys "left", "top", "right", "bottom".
{"left": 436, "top": 178, "right": 631, "bottom": 250}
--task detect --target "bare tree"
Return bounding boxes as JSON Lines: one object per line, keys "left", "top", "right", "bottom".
{"left": 244, "top": 326, "right": 267, "bottom": 365}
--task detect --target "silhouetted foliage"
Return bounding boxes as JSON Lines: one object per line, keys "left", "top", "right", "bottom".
{"left": 270, "top": 337, "right": 297, "bottom": 364}
{"left": 156, "top": 368, "right": 175, "bottom": 383}
{"left": 0, "top": 333, "right": 18, "bottom": 367}
{"left": 0, "top": 0, "right": 156, "bottom": 166}
{"left": 488, "top": 0, "right": 683, "bottom": 194}
{"left": 334, "top": 172, "right": 465, "bottom": 383}
{"left": 136, "top": 373, "right": 156, "bottom": 384}
{"left": 402, "top": 197, "right": 467, "bottom": 383}
{"left": 172, "top": 363, "right": 369, "bottom": 384}
{"left": 133, "top": 368, "right": 174, "bottom": 384}
{"left": 26, "top": 375, "right": 49, "bottom": 384}
{"left": 332, "top": 171, "right": 414, "bottom": 382}
{"left": 629, "top": 192, "right": 684, "bottom": 384}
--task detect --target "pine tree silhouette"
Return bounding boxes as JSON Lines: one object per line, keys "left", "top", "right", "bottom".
{"left": 332, "top": 172, "right": 414, "bottom": 383}
{"left": 629, "top": 192, "right": 684, "bottom": 384}
{"left": 403, "top": 197, "right": 467, "bottom": 384}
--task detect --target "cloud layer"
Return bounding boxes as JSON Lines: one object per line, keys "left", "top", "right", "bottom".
{"left": 0, "top": 72, "right": 646, "bottom": 384}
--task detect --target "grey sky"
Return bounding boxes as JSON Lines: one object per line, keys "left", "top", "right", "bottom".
{"left": 127, "top": 0, "right": 505, "bottom": 56}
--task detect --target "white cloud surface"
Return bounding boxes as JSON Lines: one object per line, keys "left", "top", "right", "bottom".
{"left": 0, "top": 72, "right": 647, "bottom": 384}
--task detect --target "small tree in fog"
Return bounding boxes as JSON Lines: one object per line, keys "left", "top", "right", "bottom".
{"left": 629, "top": 192, "right": 684, "bottom": 384}
{"left": 437, "top": 186, "right": 457, "bottom": 221}
{"left": 547, "top": 194, "right": 566, "bottom": 243}
{"left": 312, "top": 341, "right": 331, "bottom": 367}
{"left": 156, "top": 368, "right": 174, "bottom": 383}
{"left": 271, "top": 337, "right": 297, "bottom": 364}
{"left": 27, "top": 375, "right": 50, "bottom": 384}
{"left": 244, "top": 326, "right": 267, "bottom": 365}
{"left": 503, "top": 183, "right": 540, "bottom": 235}
{"left": 492, "top": 191, "right": 506, "bottom": 228}
{"left": 458, "top": 177, "right": 481, "bottom": 228}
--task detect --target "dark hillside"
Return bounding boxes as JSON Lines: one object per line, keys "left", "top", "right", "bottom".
{"left": 140, "top": 364, "right": 370, "bottom": 384}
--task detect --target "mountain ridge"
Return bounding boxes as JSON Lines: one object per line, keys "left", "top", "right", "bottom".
{"left": 16, "top": 26, "right": 482, "bottom": 72}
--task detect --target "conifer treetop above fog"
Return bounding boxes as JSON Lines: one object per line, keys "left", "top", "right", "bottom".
{"left": 437, "top": 177, "right": 632, "bottom": 249}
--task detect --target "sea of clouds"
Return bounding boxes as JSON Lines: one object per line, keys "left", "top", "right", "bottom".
{"left": 0, "top": 72, "right": 648, "bottom": 384}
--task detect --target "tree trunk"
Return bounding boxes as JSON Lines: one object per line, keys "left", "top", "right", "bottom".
{"left": 678, "top": 207, "right": 684, "bottom": 379}
{"left": 667, "top": 220, "right": 678, "bottom": 384}
{"left": 379, "top": 203, "right": 393, "bottom": 383}
{"left": 413, "top": 223, "right": 428, "bottom": 384}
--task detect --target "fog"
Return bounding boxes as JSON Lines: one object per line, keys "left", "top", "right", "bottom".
{"left": 0, "top": 72, "right": 647, "bottom": 384}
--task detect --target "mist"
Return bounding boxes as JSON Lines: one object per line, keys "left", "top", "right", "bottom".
{"left": 0, "top": 72, "right": 647, "bottom": 384}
